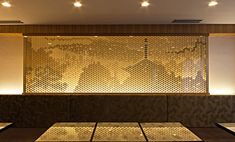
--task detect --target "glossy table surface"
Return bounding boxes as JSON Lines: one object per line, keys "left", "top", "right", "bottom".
{"left": 141, "top": 122, "right": 202, "bottom": 141}
{"left": 35, "top": 122, "right": 96, "bottom": 142}
{"left": 35, "top": 122, "right": 202, "bottom": 142}
{"left": 93, "top": 122, "right": 145, "bottom": 142}
{"left": 0, "top": 123, "right": 13, "bottom": 131}
{"left": 217, "top": 123, "right": 235, "bottom": 135}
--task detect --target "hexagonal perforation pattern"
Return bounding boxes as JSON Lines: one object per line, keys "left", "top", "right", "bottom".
{"left": 25, "top": 35, "right": 208, "bottom": 93}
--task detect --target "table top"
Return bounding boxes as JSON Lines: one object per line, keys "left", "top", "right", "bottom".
{"left": 217, "top": 123, "right": 235, "bottom": 135}
{"left": 35, "top": 122, "right": 96, "bottom": 142}
{"left": 35, "top": 122, "right": 202, "bottom": 142}
{"left": 140, "top": 122, "right": 202, "bottom": 142}
{"left": 0, "top": 122, "right": 13, "bottom": 131}
{"left": 93, "top": 122, "right": 146, "bottom": 142}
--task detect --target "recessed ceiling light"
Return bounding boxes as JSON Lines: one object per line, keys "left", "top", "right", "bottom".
{"left": 1, "top": 1, "right": 11, "bottom": 7}
{"left": 74, "top": 1, "right": 82, "bottom": 8}
{"left": 208, "top": 0, "right": 218, "bottom": 7}
{"left": 141, "top": 1, "right": 150, "bottom": 7}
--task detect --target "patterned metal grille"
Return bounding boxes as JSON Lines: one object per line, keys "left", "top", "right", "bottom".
{"left": 24, "top": 35, "right": 208, "bottom": 93}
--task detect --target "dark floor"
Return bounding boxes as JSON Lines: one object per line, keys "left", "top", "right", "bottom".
{"left": 189, "top": 128, "right": 235, "bottom": 142}
{"left": 0, "top": 127, "right": 235, "bottom": 142}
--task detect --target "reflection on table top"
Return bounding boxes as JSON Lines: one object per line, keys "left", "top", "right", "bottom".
{"left": 35, "top": 122, "right": 96, "bottom": 142}
{"left": 93, "top": 122, "right": 146, "bottom": 142}
{"left": 140, "top": 122, "right": 202, "bottom": 142}
{"left": 35, "top": 122, "right": 203, "bottom": 142}
{"left": 52, "top": 122, "right": 95, "bottom": 127}
{"left": 217, "top": 123, "right": 235, "bottom": 134}
{"left": 0, "top": 122, "right": 13, "bottom": 131}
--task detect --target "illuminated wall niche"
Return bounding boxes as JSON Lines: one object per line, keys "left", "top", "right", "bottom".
{"left": 24, "top": 35, "right": 208, "bottom": 93}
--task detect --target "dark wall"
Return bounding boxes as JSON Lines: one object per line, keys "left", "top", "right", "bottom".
{"left": 0, "top": 94, "right": 234, "bottom": 128}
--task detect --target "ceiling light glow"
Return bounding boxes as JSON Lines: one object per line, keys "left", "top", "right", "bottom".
{"left": 74, "top": 1, "right": 82, "bottom": 8}
{"left": 141, "top": 1, "right": 150, "bottom": 7}
{"left": 1, "top": 1, "right": 11, "bottom": 7}
{"left": 208, "top": 1, "right": 218, "bottom": 7}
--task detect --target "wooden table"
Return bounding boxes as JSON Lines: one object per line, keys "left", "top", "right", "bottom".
{"left": 0, "top": 122, "right": 13, "bottom": 132}
{"left": 217, "top": 123, "right": 235, "bottom": 135}
{"left": 35, "top": 122, "right": 96, "bottom": 142}
{"left": 140, "top": 122, "right": 202, "bottom": 142}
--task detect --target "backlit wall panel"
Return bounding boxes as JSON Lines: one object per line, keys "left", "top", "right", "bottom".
{"left": 24, "top": 36, "right": 208, "bottom": 93}
{"left": 0, "top": 34, "right": 23, "bottom": 94}
{"left": 209, "top": 35, "right": 235, "bottom": 95}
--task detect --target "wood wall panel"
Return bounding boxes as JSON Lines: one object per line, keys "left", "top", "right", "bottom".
{"left": 168, "top": 96, "right": 233, "bottom": 127}
{"left": 70, "top": 95, "right": 167, "bottom": 122}
{"left": 0, "top": 25, "right": 235, "bottom": 35}
{"left": 0, "top": 95, "right": 234, "bottom": 128}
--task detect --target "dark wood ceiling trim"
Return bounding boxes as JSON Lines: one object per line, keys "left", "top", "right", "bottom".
{"left": 0, "top": 24, "right": 234, "bottom": 34}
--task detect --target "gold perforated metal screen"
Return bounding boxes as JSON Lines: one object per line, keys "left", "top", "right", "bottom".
{"left": 24, "top": 35, "right": 208, "bottom": 93}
